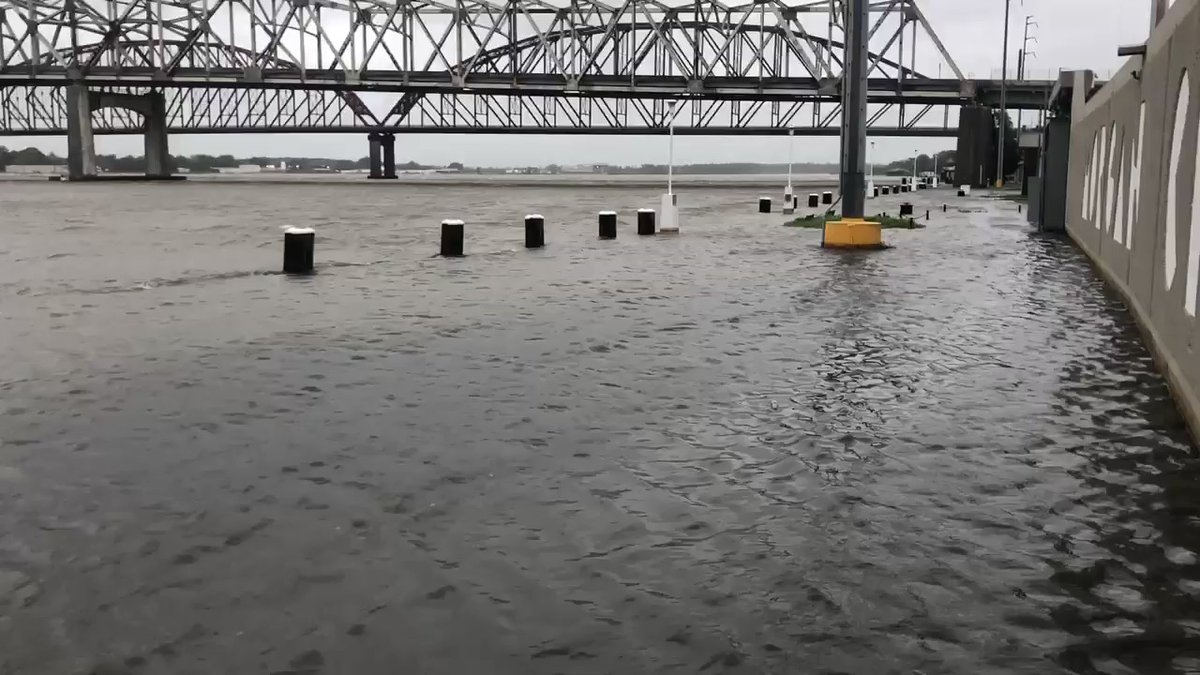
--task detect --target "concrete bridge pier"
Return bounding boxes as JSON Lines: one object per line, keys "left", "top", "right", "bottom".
{"left": 66, "top": 84, "right": 97, "bottom": 180}
{"left": 66, "top": 85, "right": 172, "bottom": 180}
{"left": 368, "top": 132, "right": 397, "bottom": 179}
{"left": 954, "top": 105, "right": 996, "bottom": 189}
{"left": 142, "top": 93, "right": 170, "bottom": 178}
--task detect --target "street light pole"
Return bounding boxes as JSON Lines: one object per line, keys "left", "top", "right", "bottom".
{"left": 995, "top": 0, "right": 1012, "bottom": 189}
{"left": 667, "top": 100, "right": 675, "bottom": 195}
{"left": 869, "top": 140, "right": 875, "bottom": 191}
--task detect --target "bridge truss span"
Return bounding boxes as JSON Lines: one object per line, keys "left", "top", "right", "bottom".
{"left": 0, "top": 0, "right": 990, "bottom": 135}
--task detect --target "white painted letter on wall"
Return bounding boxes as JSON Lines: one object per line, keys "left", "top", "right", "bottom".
{"left": 1166, "top": 69, "right": 1190, "bottom": 291}
{"left": 1126, "top": 102, "right": 1146, "bottom": 250}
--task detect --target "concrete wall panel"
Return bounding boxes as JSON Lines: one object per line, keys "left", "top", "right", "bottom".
{"left": 1065, "top": 0, "right": 1200, "bottom": 443}
{"left": 1130, "top": 42, "right": 1173, "bottom": 311}
{"left": 1151, "top": 9, "right": 1198, "bottom": 367}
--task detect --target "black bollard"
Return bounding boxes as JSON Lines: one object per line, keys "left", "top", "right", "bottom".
{"left": 873, "top": 187, "right": 880, "bottom": 197}
{"left": 283, "top": 227, "right": 315, "bottom": 274}
{"left": 524, "top": 214, "right": 545, "bottom": 248}
{"left": 943, "top": 204, "right": 947, "bottom": 212}
{"left": 598, "top": 211, "right": 617, "bottom": 239}
{"left": 440, "top": 219, "right": 465, "bottom": 256}
{"left": 637, "top": 208, "right": 656, "bottom": 236}
{"left": 793, "top": 195, "right": 799, "bottom": 210}
{"left": 926, "top": 209, "right": 930, "bottom": 220}
{"left": 758, "top": 197, "right": 772, "bottom": 213}
{"left": 822, "top": 191, "right": 833, "bottom": 205}
{"left": 957, "top": 189, "right": 966, "bottom": 197}
{"left": 1018, "top": 204, "right": 1023, "bottom": 213}
{"left": 882, "top": 186, "right": 890, "bottom": 195}
{"left": 899, "top": 202, "right": 914, "bottom": 217}
{"left": 808, "top": 194, "right": 819, "bottom": 208}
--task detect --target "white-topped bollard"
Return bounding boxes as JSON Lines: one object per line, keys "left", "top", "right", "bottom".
{"left": 440, "top": 219, "right": 465, "bottom": 256}
{"left": 758, "top": 197, "right": 772, "bottom": 214}
{"left": 821, "top": 191, "right": 833, "bottom": 205}
{"left": 283, "top": 227, "right": 315, "bottom": 274}
{"left": 637, "top": 208, "right": 656, "bottom": 235}
{"left": 808, "top": 194, "right": 819, "bottom": 208}
{"left": 524, "top": 214, "right": 545, "bottom": 248}
{"left": 659, "top": 193, "right": 679, "bottom": 233}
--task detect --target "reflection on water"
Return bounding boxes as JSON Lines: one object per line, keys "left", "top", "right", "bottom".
{"left": 0, "top": 179, "right": 1195, "bottom": 674}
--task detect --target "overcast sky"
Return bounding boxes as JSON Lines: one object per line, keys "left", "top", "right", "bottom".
{"left": 1, "top": 0, "right": 1150, "bottom": 166}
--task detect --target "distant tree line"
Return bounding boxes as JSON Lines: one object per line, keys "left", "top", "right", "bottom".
{"left": 0, "top": 146, "right": 441, "bottom": 173}
{"left": 879, "top": 150, "right": 957, "bottom": 175}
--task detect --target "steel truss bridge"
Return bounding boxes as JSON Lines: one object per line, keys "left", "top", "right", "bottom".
{"left": 0, "top": 0, "right": 1052, "bottom": 137}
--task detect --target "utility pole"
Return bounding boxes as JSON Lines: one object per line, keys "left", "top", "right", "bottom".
{"left": 996, "top": 0, "right": 1012, "bottom": 189}
{"left": 1017, "top": 16, "right": 1037, "bottom": 132}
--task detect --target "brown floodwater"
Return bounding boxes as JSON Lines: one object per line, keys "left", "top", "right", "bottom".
{"left": 0, "top": 177, "right": 1196, "bottom": 675}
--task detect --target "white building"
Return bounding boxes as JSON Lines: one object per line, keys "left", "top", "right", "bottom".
{"left": 4, "top": 164, "right": 66, "bottom": 175}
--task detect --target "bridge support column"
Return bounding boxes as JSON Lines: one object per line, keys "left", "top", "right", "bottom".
{"left": 822, "top": 0, "right": 882, "bottom": 249}
{"left": 382, "top": 133, "right": 396, "bottom": 179}
{"left": 143, "top": 92, "right": 170, "bottom": 178}
{"left": 66, "top": 84, "right": 97, "bottom": 181}
{"left": 368, "top": 132, "right": 397, "bottom": 179}
{"left": 955, "top": 105, "right": 995, "bottom": 189}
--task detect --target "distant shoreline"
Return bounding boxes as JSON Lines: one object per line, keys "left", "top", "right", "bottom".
{"left": 0, "top": 172, "right": 907, "bottom": 190}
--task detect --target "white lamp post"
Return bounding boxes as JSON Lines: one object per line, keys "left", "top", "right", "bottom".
{"left": 660, "top": 100, "right": 680, "bottom": 233}
{"left": 783, "top": 128, "right": 795, "bottom": 213}
{"left": 867, "top": 140, "right": 876, "bottom": 197}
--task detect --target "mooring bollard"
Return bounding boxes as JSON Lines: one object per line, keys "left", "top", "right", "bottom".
{"left": 882, "top": 186, "right": 890, "bottom": 195}
{"left": 957, "top": 189, "right": 966, "bottom": 197}
{"left": 598, "top": 211, "right": 617, "bottom": 239}
{"left": 524, "top": 214, "right": 545, "bottom": 248}
{"left": 793, "top": 195, "right": 799, "bottom": 210}
{"left": 873, "top": 187, "right": 880, "bottom": 197}
{"left": 758, "top": 197, "right": 772, "bottom": 213}
{"left": 637, "top": 208, "right": 656, "bottom": 236}
{"left": 808, "top": 194, "right": 819, "bottom": 208}
{"left": 440, "top": 219, "right": 465, "bottom": 256}
{"left": 899, "top": 202, "right": 914, "bottom": 217}
{"left": 822, "top": 191, "right": 833, "bottom": 205}
{"left": 943, "top": 204, "right": 948, "bottom": 212}
{"left": 283, "top": 227, "right": 315, "bottom": 274}
{"left": 926, "top": 210, "right": 930, "bottom": 220}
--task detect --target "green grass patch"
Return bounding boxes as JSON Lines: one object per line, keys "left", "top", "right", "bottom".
{"left": 784, "top": 211, "right": 926, "bottom": 229}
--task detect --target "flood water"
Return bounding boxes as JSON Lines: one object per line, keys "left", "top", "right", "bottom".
{"left": 0, "top": 176, "right": 1197, "bottom": 675}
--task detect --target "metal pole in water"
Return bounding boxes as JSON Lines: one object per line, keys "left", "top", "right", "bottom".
{"left": 839, "top": 0, "right": 868, "bottom": 219}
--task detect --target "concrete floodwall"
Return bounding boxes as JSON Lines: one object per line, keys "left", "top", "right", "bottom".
{"left": 1065, "top": 0, "right": 1200, "bottom": 442}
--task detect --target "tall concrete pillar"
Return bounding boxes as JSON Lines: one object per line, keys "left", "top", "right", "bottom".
{"left": 1033, "top": 118, "right": 1070, "bottom": 233}
{"left": 368, "top": 132, "right": 384, "bottom": 179}
{"left": 839, "top": 0, "right": 869, "bottom": 219}
{"left": 66, "top": 84, "right": 97, "bottom": 181}
{"left": 955, "top": 105, "right": 995, "bottom": 188}
{"left": 381, "top": 132, "right": 397, "bottom": 179}
{"left": 821, "top": 0, "right": 882, "bottom": 249}
{"left": 143, "top": 92, "right": 170, "bottom": 178}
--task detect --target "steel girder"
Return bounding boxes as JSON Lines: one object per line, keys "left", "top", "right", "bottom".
{"left": 0, "top": 0, "right": 992, "bottom": 135}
